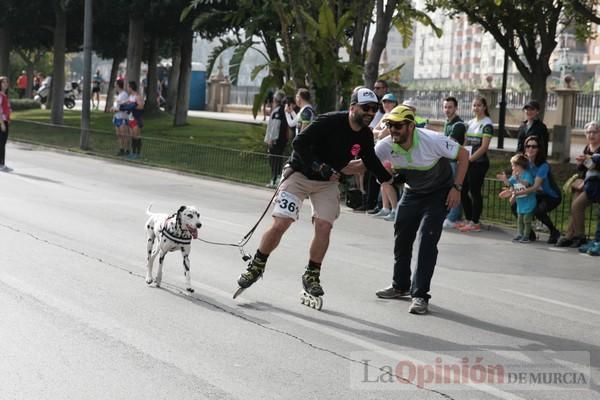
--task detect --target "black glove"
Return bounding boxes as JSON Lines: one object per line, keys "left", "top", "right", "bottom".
{"left": 312, "top": 162, "right": 336, "bottom": 180}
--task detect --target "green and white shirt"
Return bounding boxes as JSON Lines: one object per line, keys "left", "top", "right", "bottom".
{"left": 375, "top": 127, "right": 459, "bottom": 194}
{"left": 465, "top": 116, "right": 494, "bottom": 163}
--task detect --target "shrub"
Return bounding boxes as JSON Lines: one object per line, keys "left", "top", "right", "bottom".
{"left": 10, "top": 99, "right": 42, "bottom": 111}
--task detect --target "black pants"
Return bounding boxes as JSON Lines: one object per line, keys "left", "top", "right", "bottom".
{"left": 461, "top": 160, "right": 489, "bottom": 224}
{"left": 511, "top": 193, "right": 561, "bottom": 234}
{"left": 268, "top": 142, "right": 286, "bottom": 182}
{"left": 392, "top": 188, "right": 448, "bottom": 300}
{"left": 0, "top": 122, "right": 8, "bottom": 165}
{"left": 364, "top": 171, "right": 380, "bottom": 209}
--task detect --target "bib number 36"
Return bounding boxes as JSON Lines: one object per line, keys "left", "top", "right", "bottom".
{"left": 273, "top": 191, "right": 302, "bottom": 220}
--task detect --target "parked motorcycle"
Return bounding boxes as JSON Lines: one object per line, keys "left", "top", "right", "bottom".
{"left": 33, "top": 77, "right": 76, "bottom": 109}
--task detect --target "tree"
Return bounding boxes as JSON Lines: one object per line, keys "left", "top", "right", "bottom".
{"left": 426, "top": 0, "right": 591, "bottom": 116}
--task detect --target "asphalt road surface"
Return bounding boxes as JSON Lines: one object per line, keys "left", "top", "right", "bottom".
{"left": 1, "top": 142, "right": 599, "bottom": 400}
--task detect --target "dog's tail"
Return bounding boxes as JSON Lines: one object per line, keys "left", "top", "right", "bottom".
{"left": 146, "top": 203, "right": 154, "bottom": 215}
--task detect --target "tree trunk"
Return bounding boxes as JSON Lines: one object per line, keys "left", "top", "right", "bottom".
{"left": 364, "top": 0, "right": 397, "bottom": 88}
{"left": 0, "top": 27, "right": 10, "bottom": 77}
{"left": 166, "top": 47, "right": 180, "bottom": 114}
{"left": 174, "top": 29, "right": 193, "bottom": 126}
{"left": 104, "top": 57, "right": 121, "bottom": 113}
{"left": 51, "top": 1, "right": 67, "bottom": 125}
{"left": 126, "top": 15, "right": 144, "bottom": 87}
{"left": 529, "top": 73, "right": 549, "bottom": 121}
{"left": 145, "top": 36, "right": 159, "bottom": 114}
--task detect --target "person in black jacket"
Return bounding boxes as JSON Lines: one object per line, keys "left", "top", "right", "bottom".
{"left": 516, "top": 100, "right": 549, "bottom": 156}
{"left": 235, "top": 88, "right": 392, "bottom": 298}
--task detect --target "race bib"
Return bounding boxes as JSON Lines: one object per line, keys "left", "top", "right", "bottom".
{"left": 273, "top": 191, "right": 302, "bottom": 220}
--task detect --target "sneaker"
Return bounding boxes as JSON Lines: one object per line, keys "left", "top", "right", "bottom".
{"left": 442, "top": 219, "right": 457, "bottom": 229}
{"left": 408, "top": 297, "right": 429, "bottom": 314}
{"left": 572, "top": 237, "right": 588, "bottom": 248}
{"left": 372, "top": 208, "right": 390, "bottom": 218}
{"left": 367, "top": 207, "right": 381, "bottom": 215}
{"left": 458, "top": 222, "right": 481, "bottom": 232}
{"left": 587, "top": 241, "right": 600, "bottom": 256}
{"left": 579, "top": 241, "right": 596, "bottom": 253}
{"left": 302, "top": 270, "right": 324, "bottom": 296}
{"left": 453, "top": 220, "right": 468, "bottom": 229}
{"left": 383, "top": 210, "right": 396, "bottom": 222}
{"left": 555, "top": 237, "right": 572, "bottom": 247}
{"left": 375, "top": 286, "right": 410, "bottom": 299}
{"left": 519, "top": 237, "right": 531, "bottom": 243}
{"left": 512, "top": 235, "right": 522, "bottom": 242}
{"left": 237, "top": 258, "right": 266, "bottom": 288}
{"left": 529, "top": 231, "right": 537, "bottom": 242}
{"left": 547, "top": 230, "right": 560, "bottom": 244}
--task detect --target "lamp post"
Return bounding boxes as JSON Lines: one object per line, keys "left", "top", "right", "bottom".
{"left": 80, "top": 0, "right": 92, "bottom": 150}
{"left": 497, "top": 49, "right": 508, "bottom": 149}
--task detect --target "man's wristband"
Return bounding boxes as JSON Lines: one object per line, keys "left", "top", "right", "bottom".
{"left": 452, "top": 183, "right": 463, "bottom": 191}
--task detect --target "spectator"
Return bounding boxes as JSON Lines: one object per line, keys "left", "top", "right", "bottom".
{"left": 458, "top": 95, "right": 493, "bottom": 233}
{"left": 401, "top": 99, "right": 428, "bottom": 128}
{"left": 371, "top": 92, "right": 400, "bottom": 221}
{"left": 370, "top": 79, "right": 388, "bottom": 128}
{"left": 264, "top": 91, "right": 289, "bottom": 188}
{"left": 441, "top": 96, "right": 467, "bottom": 229}
{"left": 374, "top": 105, "right": 469, "bottom": 314}
{"left": 92, "top": 70, "right": 103, "bottom": 110}
{"left": 516, "top": 100, "right": 549, "bottom": 156}
{"left": 285, "top": 88, "right": 315, "bottom": 140}
{"left": 579, "top": 207, "right": 600, "bottom": 255}
{"left": 16, "top": 71, "right": 27, "bottom": 99}
{"left": 126, "top": 81, "right": 144, "bottom": 159}
{"left": 262, "top": 90, "right": 274, "bottom": 121}
{"left": 511, "top": 135, "right": 562, "bottom": 243}
{"left": 33, "top": 73, "right": 42, "bottom": 93}
{"left": 498, "top": 154, "right": 537, "bottom": 243}
{"left": 0, "top": 76, "right": 12, "bottom": 172}
{"left": 555, "top": 121, "right": 600, "bottom": 247}
{"left": 112, "top": 80, "right": 131, "bottom": 156}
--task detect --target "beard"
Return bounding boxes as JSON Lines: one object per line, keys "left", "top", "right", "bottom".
{"left": 351, "top": 111, "right": 372, "bottom": 128}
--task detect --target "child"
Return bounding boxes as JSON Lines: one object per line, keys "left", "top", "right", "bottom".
{"left": 499, "top": 154, "right": 537, "bottom": 243}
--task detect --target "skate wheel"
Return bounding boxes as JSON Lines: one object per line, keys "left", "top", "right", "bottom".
{"left": 233, "top": 287, "right": 246, "bottom": 299}
{"left": 309, "top": 299, "right": 316, "bottom": 308}
{"left": 314, "top": 297, "right": 323, "bottom": 311}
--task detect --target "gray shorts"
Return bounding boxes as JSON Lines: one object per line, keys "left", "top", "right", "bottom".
{"left": 273, "top": 171, "right": 340, "bottom": 224}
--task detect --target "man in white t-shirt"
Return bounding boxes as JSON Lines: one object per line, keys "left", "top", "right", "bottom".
{"left": 374, "top": 105, "right": 469, "bottom": 315}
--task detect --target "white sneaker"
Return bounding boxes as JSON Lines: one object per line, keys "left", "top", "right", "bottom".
{"left": 372, "top": 208, "right": 390, "bottom": 218}
{"left": 383, "top": 210, "right": 396, "bottom": 222}
{"left": 409, "top": 297, "right": 428, "bottom": 314}
{"left": 442, "top": 219, "right": 455, "bottom": 229}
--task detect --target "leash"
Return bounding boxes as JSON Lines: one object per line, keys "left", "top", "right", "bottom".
{"left": 196, "top": 169, "right": 295, "bottom": 261}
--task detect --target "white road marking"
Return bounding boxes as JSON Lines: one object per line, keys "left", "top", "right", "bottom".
{"left": 500, "top": 289, "right": 600, "bottom": 317}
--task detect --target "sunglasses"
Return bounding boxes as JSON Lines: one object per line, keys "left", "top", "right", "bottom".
{"left": 525, "top": 144, "right": 538, "bottom": 149}
{"left": 359, "top": 104, "right": 379, "bottom": 113}
{"left": 386, "top": 121, "right": 408, "bottom": 130}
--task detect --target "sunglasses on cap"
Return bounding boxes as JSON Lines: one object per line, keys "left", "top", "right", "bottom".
{"left": 358, "top": 103, "right": 378, "bottom": 113}
{"left": 386, "top": 121, "right": 409, "bottom": 130}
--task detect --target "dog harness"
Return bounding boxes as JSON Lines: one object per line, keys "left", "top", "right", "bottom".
{"left": 160, "top": 214, "right": 192, "bottom": 245}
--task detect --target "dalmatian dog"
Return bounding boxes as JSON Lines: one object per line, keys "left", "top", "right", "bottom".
{"left": 145, "top": 204, "right": 202, "bottom": 292}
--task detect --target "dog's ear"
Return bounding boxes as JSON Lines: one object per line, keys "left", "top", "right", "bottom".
{"left": 177, "top": 205, "right": 186, "bottom": 214}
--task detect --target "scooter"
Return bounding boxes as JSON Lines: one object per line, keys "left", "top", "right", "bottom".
{"left": 34, "top": 77, "right": 76, "bottom": 109}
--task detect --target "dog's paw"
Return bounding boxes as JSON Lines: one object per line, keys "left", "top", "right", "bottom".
{"left": 186, "top": 288, "right": 195, "bottom": 293}
{"left": 145, "top": 278, "right": 154, "bottom": 286}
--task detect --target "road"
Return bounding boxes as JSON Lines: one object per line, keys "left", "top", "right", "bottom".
{"left": 1, "top": 142, "right": 599, "bottom": 400}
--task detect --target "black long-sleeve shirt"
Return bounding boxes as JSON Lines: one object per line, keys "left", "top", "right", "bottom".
{"left": 288, "top": 111, "right": 392, "bottom": 183}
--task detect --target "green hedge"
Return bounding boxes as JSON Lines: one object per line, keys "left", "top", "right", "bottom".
{"left": 10, "top": 99, "right": 42, "bottom": 111}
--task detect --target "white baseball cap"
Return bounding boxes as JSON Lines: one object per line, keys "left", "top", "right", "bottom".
{"left": 351, "top": 88, "right": 378, "bottom": 105}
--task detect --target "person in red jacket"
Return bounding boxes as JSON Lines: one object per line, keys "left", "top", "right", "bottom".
{"left": 0, "top": 76, "right": 12, "bottom": 172}
{"left": 16, "top": 71, "right": 27, "bottom": 99}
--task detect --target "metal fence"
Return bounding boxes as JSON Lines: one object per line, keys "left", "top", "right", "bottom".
{"left": 229, "top": 85, "right": 261, "bottom": 105}
{"left": 10, "top": 119, "right": 599, "bottom": 238}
